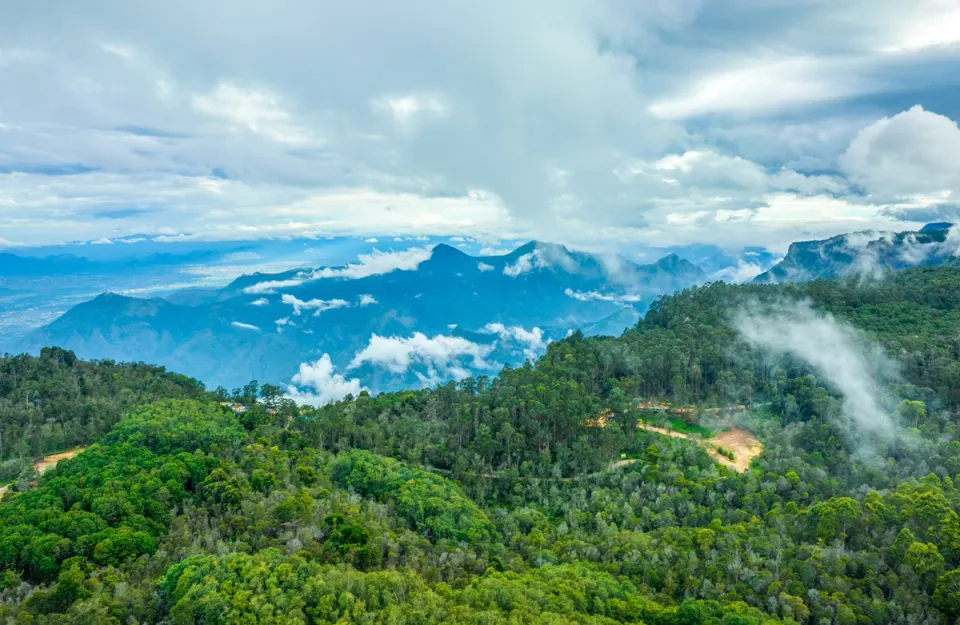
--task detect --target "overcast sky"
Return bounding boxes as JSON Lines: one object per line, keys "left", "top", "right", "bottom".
{"left": 1, "top": 0, "right": 959, "bottom": 251}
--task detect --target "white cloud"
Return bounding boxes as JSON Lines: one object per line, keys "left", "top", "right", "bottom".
{"left": 477, "top": 262, "right": 494, "bottom": 272}
{"left": 480, "top": 246, "right": 513, "bottom": 256}
{"left": 840, "top": 105, "right": 960, "bottom": 200}
{"left": 882, "top": 5, "right": 960, "bottom": 52}
{"left": 100, "top": 42, "right": 137, "bottom": 61}
{"left": 349, "top": 332, "right": 493, "bottom": 378}
{"left": 482, "top": 322, "right": 548, "bottom": 361}
{"left": 242, "top": 245, "right": 435, "bottom": 294}
{"left": 310, "top": 246, "right": 434, "bottom": 280}
{"left": 231, "top": 321, "right": 261, "bottom": 331}
{"left": 250, "top": 297, "right": 269, "bottom": 306}
{"left": 372, "top": 93, "right": 447, "bottom": 125}
{"left": 287, "top": 354, "right": 364, "bottom": 406}
{"left": 564, "top": 288, "right": 642, "bottom": 303}
{"left": 503, "top": 251, "right": 550, "bottom": 277}
{"left": 710, "top": 261, "right": 765, "bottom": 283}
{"left": 243, "top": 277, "right": 308, "bottom": 294}
{"left": 192, "top": 82, "right": 315, "bottom": 145}
{"left": 281, "top": 293, "right": 349, "bottom": 316}
{"left": 649, "top": 57, "right": 861, "bottom": 120}
{"left": 365, "top": 237, "right": 378, "bottom": 243}
{"left": 359, "top": 294, "right": 378, "bottom": 306}
{"left": 736, "top": 300, "right": 899, "bottom": 438}
{"left": 0, "top": 2, "right": 958, "bottom": 250}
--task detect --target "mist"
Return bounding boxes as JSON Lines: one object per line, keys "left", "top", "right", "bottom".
{"left": 735, "top": 300, "right": 900, "bottom": 438}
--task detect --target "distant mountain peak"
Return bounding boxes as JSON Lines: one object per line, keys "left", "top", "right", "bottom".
{"left": 754, "top": 224, "right": 959, "bottom": 283}
{"left": 429, "top": 243, "right": 469, "bottom": 260}
{"left": 654, "top": 253, "right": 682, "bottom": 267}
{"left": 501, "top": 241, "right": 540, "bottom": 259}
{"left": 921, "top": 222, "right": 953, "bottom": 232}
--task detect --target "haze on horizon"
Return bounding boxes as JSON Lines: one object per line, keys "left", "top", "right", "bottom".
{"left": 0, "top": 0, "right": 959, "bottom": 253}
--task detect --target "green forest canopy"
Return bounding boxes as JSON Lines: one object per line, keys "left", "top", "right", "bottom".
{"left": 1, "top": 266, "right": 960, "bottom": 623}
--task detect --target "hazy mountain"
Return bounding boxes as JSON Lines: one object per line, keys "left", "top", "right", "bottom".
{"left": 24, "top": 241, "right": 706, "bottom": 394}
{"left": 662, "top": 243, "right": 779, "bottom": 282}
{"left": 754, "top": 224, "right": 959, "bottom": 283}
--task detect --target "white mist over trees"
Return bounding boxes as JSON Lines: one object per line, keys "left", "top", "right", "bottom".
{"left": 736, "top": 300, "right": 900, "bottom": 438}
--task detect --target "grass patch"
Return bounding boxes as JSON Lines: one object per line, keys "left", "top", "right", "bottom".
{"left": 666, "top": 418, "right": 714, "bottom": 437}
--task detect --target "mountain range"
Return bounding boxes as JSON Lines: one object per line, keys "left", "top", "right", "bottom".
{"left": 13, "top": 223, "right": 959, "bottom": 398}
{"left": 21, "top": 241, "right": 706, "bottom": 396}
{"left": 755, "top": 222, "right": 958, "bottom": 283}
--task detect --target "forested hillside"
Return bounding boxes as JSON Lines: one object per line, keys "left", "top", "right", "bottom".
{"left": 2, "top": 267, "right": 960, "bottom": 623}
{"left": 0, "top": 347, "right": 210, "bottom": 484}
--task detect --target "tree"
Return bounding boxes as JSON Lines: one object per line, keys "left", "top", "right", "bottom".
{"left": 934, "top": 569, "right": 960, "bottom": 618}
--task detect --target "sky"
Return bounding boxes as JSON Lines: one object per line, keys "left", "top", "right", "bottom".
{"left": 1, "top": 0, "right": 959, "bottom": 253}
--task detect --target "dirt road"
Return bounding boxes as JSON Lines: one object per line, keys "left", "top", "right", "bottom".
{"left": 637, "top": 423, "right": 762, "bottom": 472}
{"left": 0, "top": 447, "right": 84, "bottom": 497}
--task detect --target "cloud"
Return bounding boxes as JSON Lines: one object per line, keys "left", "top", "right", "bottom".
{"left": 242, "top": 246, "right": 434, "bottom": 294}
{"left": 192, "top": 82, "right": 316, "bottom": 145}
{"left": 649, "top": 57, "right": 861, "bottom": 120}
{"left": 349, "top": 332, "right": 493, "bottom": 380}
{"left": 281, "top": 293, "right": 349, "bottom": 316}
{"left": 482, "top": 322, "right": 547, "bottom": 361}
{"left": 311, "top": 246, "right": 434, "bottom": 280}
{"left": 243, "top": 278, "right": 307, "bottom": 294}
{"left": 504, "top": 251, "right": 547, "bottom": 277}
{"left": 840, "top": 105, "right": 960, "bottom": 201}
{"left": 249, "top": 297, "right": 269, "bottom": 306}
{"left": 231, "top": 321, "right": 261, "bottom": 331}
{"left": 564, "top": 288, "right": 643, "bottom": 303}
{"left": 371, "top": 93, "right": 447, "bottom": 126}
{"left": 480, "top": 247, "right": 513, "bottom": 256}
{"left": 358, "top": 294, "right": 378, "bottom": 306}
{"left": 709, "top": 261, "right": 765, "bottom": 283}
{"left": 365, "top": 237, "right": 378, "bottom": 243}
{"left": 477, "top": 262, "right": 494, "bottom": 272}
{"left": 286, "top": 354, "right": 363, "bottom": 406}
{"left": 736, "top": 300, "right": 899, "bottom": 438}
{"left": 882, "top": 5, "right": 960, "bottom": 52}
{"left": 1, "top": 1, "right": 959, "bottom": 250}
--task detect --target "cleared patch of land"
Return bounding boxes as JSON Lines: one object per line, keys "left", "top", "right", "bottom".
{"left": 637, "top": 422, "right": 762, "bottom": 472}
{"left": 0, "top": 447, "right": 84, "bottom": 496}
{"left": 709, "top": 427, "right": 763, "bottom": 472}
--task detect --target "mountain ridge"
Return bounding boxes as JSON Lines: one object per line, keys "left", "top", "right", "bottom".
{"left": 754, "top": 223, "right": 959, "bottom": 283}
{"left": 25, "top": 241, "right": 707, "bottom": 392}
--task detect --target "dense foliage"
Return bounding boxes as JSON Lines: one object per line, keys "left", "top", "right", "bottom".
{"left": 0, "top": 347, "right": 208, "bottom": 473}
{"left": 1, "top": 267, "right": 960, "bottom": 623}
